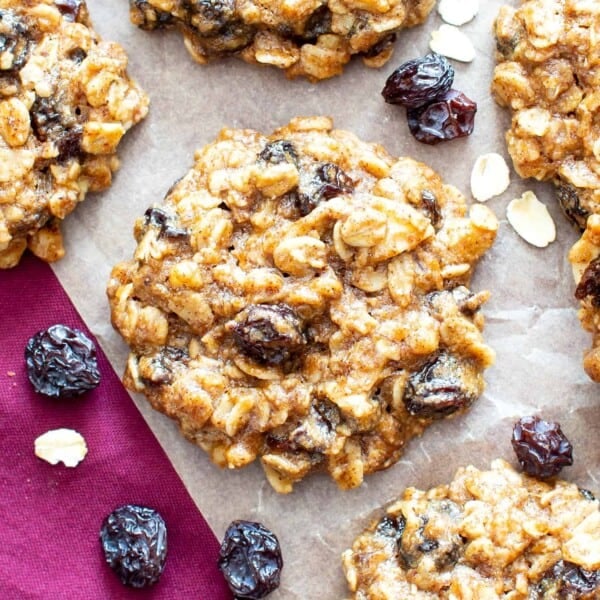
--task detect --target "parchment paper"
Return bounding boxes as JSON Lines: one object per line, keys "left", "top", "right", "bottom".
{"left": 52, "top": 1, "right": 600, "bottom": 597}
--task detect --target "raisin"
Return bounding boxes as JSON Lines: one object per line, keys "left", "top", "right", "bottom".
{"left": 535, "top": 561, "right": 600, "bottom": 598}
{"left": 301, "top": 6, "right": 332, "bottom": 42}
{"left": 284, "top": 398, "right": 341, "bottom": 452}
{"left": 556, "top": 182, "right": 589, "bottom": 231}
{"left": 218, "top": 520, "right": 283, "bottom": 600}
{"left": 421, "top": 190, "right": 441, "bottom": 227}
{"left": 579, "top": 488, "right": 596, "bottom": 502}
{"left": 55, "top": 0, "right": 86, "bottom": 22}
{"left": 296, "top": 163, "right": 354, "bottom": 215}
{"left": 376, "top": 515, "right": 406, "bottom": 546}
{"left": 30, "top": 97, "right": 62, "bottom": 142}
{"left": 25, "top": 324, "right": 101, "bottom": 398}
{"left": 67, "top": 47, "right": 87, "bottom": 63}
{"left": 403, "top": 352, "right": 480, "bottom": 418}
{"left": 185, "top": 0, "right": 236, "bottom": 35}
{"left": 130, "top": 0, "right": 174, "bottom": 30}
{"left": 144, "top": 207, "right": 189, "bottom": 240}
{"left": 0, "top": 10, "right": 31, "bottom": 72}
{"left": 363, "top": 33, "right": 397, "bottom": 59}
{"left": 382, "top": 53, "right": 454, "bottom": 108}
{"left": 258, "top": 140, "right": 298, "bottom": 165}
{"left": 407, "top": 89, "right": 477, "bottom": 145}
{"left": 56, "top": 126, "right": 83, "bottom": 162}
{"left": 575, "top": 257, "right": 600, "bottom": 308}
{"left": 232, "top": 304, "right": 306, "bottom": 366}
{"left": 511, "top": 416, "right": 573, "bottom": 478}
{"left": 143, "top": 346, "right": 188, "bottom": 385}
{"left": 100, "top": 504, "right": 167, "bottom": 588}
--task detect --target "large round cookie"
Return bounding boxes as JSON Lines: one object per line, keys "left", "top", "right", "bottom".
{"left": 129, "top": 0, "right": 435, "bottom": 81}
{"left": 107, "top": 116, "right": 498, "bottom": 492}
{"left": 0, "top": 0, "right": 148, "bottom": 268}
{"left": 491, "top": 0, "right": 600, "bottom": 381}
{"left": 343, "top": 459, "right": 600, "bottom": 598}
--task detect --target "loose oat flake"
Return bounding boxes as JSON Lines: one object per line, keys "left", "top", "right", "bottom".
{"left": 34, "top": 428, "right": 88, "bottom": 467}
{"left": 506, "top": 191, "right": 556, "bottom": 248}
{"left": 470, "top": 153, "right": 510, "bottom": 202}
{"left": 437, "top": 0, "right": 479, "bottom": 26}
{"left": 429, "top": 25, "right": 476, "bottom": 63}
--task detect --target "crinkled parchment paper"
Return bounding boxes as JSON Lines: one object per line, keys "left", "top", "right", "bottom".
{"left": 52, "top": 1, "right": 600, "bottom": 597}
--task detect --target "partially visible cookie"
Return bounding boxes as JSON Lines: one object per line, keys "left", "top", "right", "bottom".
{"left": 343, "top": 459, "right": 600, "bottom": 598}
{"left": 0, "top": 0, "right": 148, "bottom": 269}
{"left": 491, "top": 0, "right": 600, "bottom": 381}
{"left": 569, "top": 215, "right": 600, "bottom": 383}
{"left": 129, "top": 0, "right": 436, "bottom": 81}
{"left": 107, "top": 116, "right": 497, "bottom": 492}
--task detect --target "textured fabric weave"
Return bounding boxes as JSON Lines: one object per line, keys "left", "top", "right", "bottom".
{"left": 0, "top": 254, "right": 231, "bottom": 599}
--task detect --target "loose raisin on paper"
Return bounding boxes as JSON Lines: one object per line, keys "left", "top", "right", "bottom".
{"left": 511, "top": 416, "right": 573, "bottom": 478}
{"left": 218, "top": 520, "right": 283, "bottom": 600}
{"left": 382, "top": 53, "right": 454, "bottom": 108}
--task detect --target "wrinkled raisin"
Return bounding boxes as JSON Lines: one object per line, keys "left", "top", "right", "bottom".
{"left": 556, "top": 182, "right": 588, "bottom": 231}
{"left": 142, "top": 346, "right": 189, "bottom": 385}
{"left": 382, "top": 53, "right": 454, "bottom": 108}
{"left": 403, "top": 353, "right": 480, "bottom": 418}
{"left": 535, "top": 560, "right": 600, "bottom": 598}
{"left": 296, "top": 162, "right": 354, "bottom": 215}
{"left": 421, "top": 190, "right": 441, "bottom": 227}
{"left": 25, "top": 324, "right": 101, "bottom": 398}
{"left": 144, "top": 207, "right": 189, "bottom": 240}
{"left": 258, "top": 140, "right": 298, "bottom": 165}
{"left": 130, "top": 0, "right": 175, "bottom": 30}
{"left": 0, "top": 9, "right": 31, "bottom": 72}
{"left": 511, "top": 416, "right": 573, "bottom": 478}
{"left": 407, "top": 89, "right": 477, "bottom": 145}
{"left": 55, "top": 126, "right": 83, "bottom": 162}
{"left": 218, "top": 520, "right": 283, "bottom": 600}
{"left": 232, "top": 304, "right": 306, "bottom": 366}
{"left": 575, "top": 257, "right": 600, "bottom": 308}
{"left": 301, "top": 5, "right": 332, "bottom": 42}
{"left": 100, "top": 504, "right": 167, "bottom": 588}
{"left": 55, "top": 0, "right": 86, "bottom": 22}
{"left": 376, "top": 515, "right": 406, "bottom": 546}
{"left": 186, "top": 0, "right": 235, "bottom": 35}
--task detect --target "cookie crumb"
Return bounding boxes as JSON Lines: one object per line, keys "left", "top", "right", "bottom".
{"left": 34, "top": 428, "right": 87, "bottom": 467}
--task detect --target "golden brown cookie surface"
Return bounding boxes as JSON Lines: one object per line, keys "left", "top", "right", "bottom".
{"left": 107, "top": 116, "right": 497, "bottom": 492}
{"left": 343, "top": 459, "right": 600, "bottom": 598}
{"left": 0, "top": 0, "right": 148, "bottom": 268}
{"left": 129, "top": 0, "right": 435, "bottom": 81}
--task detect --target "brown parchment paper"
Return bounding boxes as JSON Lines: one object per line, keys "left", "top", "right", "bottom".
{"left": 51, "top": 1, "right": 600, "bottom": 597}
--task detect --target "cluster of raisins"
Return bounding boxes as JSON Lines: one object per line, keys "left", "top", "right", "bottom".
{"left": 382, "top": 53, "right": 476, "bottom": 144}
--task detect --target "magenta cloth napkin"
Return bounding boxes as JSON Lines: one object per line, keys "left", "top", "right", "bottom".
{"left": 0, "top": 254, "right": 232, "bottom": 599}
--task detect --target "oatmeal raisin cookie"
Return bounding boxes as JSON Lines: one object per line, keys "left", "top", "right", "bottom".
{"left": 129, "top": 0, "right": 436, "bottom": 81}
{"left": 491, "top": 0, "right": 600, "bottom": 381}
{"left": 0, "top": 0, "right": 148, "bottom": 268}
{"left": 343, "top": 459, "right": 600, "bottom": 598}
{"left": 107, "top": 116, "right": 497, "bottom": 492}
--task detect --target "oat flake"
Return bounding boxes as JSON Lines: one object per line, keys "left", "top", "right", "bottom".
{"left": 438, "top": 0, "right": 479, "bottom": 26}
{"left": 506, "top": 191, "right": 556, "bottom": 248}
{"left": 429, "top": 25, "right": 476, "bottom": 63}
{"left": 34, "top": 428, "right": 88, "bottom": 467}
{"left": 471, "top": 153, "right": 511, "bottom": 202}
